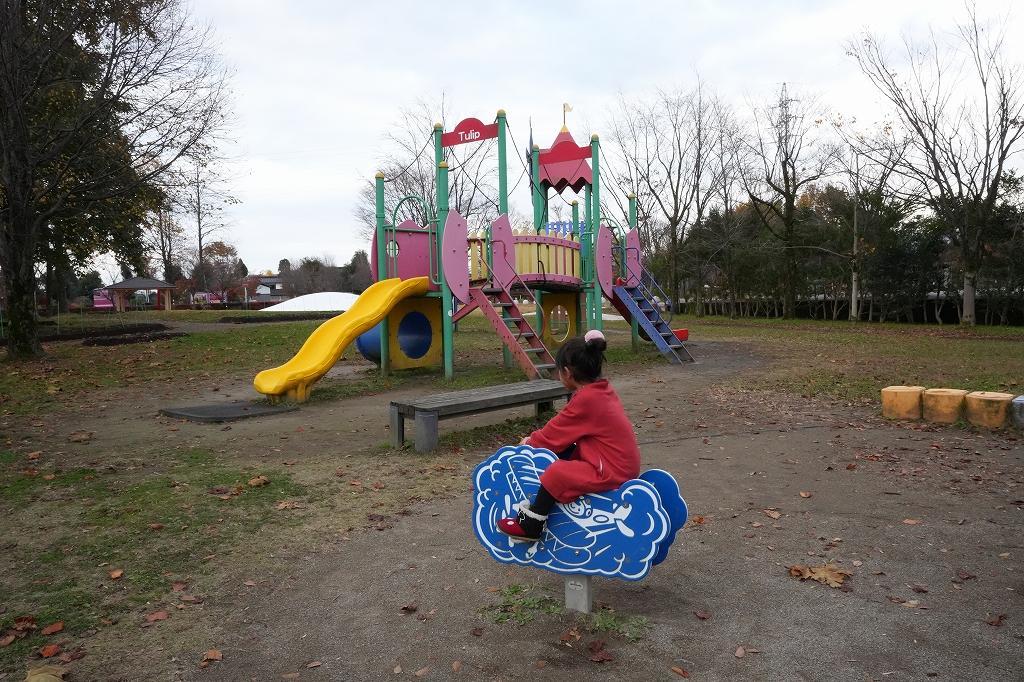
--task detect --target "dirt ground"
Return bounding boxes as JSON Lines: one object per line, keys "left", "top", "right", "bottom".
{"left": 3, "top": 338, "right": 1023, "bottom": 681}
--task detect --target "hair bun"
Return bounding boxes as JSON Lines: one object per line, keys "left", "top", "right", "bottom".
{"left": 584, "top": 329, "right": 607, "bottom": 353}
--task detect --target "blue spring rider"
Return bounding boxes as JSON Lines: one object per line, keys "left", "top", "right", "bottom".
{"left": 472, "top": 445, "right": 687, "bottom": 612}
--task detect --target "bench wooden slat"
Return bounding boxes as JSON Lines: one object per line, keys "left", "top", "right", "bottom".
{"left": 391, "top": 380, "right": 568, "bottom": 417}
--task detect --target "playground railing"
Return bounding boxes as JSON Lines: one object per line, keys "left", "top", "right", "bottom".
{"left": 622, "top": 246, "right": 674, "bottom": 325}
{"left": 491, "top": 239, "right": 545, "bottom": 334}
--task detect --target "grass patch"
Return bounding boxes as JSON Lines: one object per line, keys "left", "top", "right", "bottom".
{"left": 679, "top": 315, "right": 1024, "bottom": 402}
{"left": 587, "top": 606, "right": 651, "bottom": 641}
{"left": 483, "top": 584, "right": 563, "bottom": 625}
{"left": 0, "top": 447, "right": 309, "bottom": 672}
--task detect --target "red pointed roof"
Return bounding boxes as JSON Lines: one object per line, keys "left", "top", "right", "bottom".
{"left": 538, "top": 128, "right": 592, "bottom": 193}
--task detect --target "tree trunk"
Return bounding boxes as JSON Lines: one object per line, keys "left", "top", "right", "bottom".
{"left": 2, "top": 242, "right": 42, "bottom": 358}
{"left": 962, "top": 271, "right": 976, "bottom": 326}
{"left": 849, "top": 266, "right": 860, "bottom": 321}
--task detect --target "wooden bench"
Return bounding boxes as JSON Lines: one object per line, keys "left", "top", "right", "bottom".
{"left": 389, "top": 380, "right": 570, "bottom": 452}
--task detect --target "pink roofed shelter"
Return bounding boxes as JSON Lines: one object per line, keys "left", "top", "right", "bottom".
{"left": 104, "top": 276, "right": 175, "bottom": 311}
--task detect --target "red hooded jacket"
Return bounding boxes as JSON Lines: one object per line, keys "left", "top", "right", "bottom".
{"left": 528, "top": 379, "right": 641, "bottom": 502}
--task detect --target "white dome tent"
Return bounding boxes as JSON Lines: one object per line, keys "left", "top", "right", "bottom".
{"left": 260, "top": 292, "right": 359, "bottom": 313}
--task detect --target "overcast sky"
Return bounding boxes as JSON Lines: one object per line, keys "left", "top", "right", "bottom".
{"left": 179, "top": 0, "right": 1021, "bottom": 277}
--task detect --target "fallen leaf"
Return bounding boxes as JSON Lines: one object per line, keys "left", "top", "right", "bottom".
{"left": 39, "top": 644, "right": 60, "bottom": 658}
{"left": 42, "top": 473, "right": 55, "bottom": 480}
{"left": 694, "top": 609, "right": 711, "bottom": 621}
{"left": 180, "top": 594, "right": 203, "bottom": 604}
{"left": 590, "top": 649, "right": 614, "bottom": 663}
{"left": 956, "top": 568, "right": 976, "bottom": 581}
{"left": 40, "top": 622, "right": 64, "bottom": 635}
{"left": 910, "top": 584, "right": 929, "bottom": 593}
{"left": 414, "top": 667, "right": 429, "bottom": 677}
{"left": 986, "top": 613, "right": 1007, "bottom": 627}
{"left": 68, "top": 430, "right": 93, "bottom": 443}
{"left": 146, "top": 610, "right": 169, "bottom": 623}
{"left": 202, "top": 649, "right": 222, "bottom": 662}
{"left": 587, "top": 639, "right": 606, "bottom": 654}
{"left": 109, "top": 569, "right": 124, "bottom": 580}
{"left": 691, "top": 515, "right": 706, "bottom": 525}
{"left": 149, "top": 523, "right": 164, "bottom": 531}
{"left": 470, "top": 627, "right": 483, "bottom": 637}
{"left": 846, "top": 463, "right": 857, "bottom": 470}
{"left": 243, "top": 580, "right": 257, "bottom": 587}
{"left": 58, "top": 647, "right": 86, "bottom": 663}
{"left": 902, "top": 519, "right": 922, "bottom": 525}
{"left": 559, "top": 627, "right": 581, "bottom": 643}
{"left": 400, "top": 602, "right": 418, "bottom": 614}
{"left": 452, "top": 660, "right": 462, "bottom": 672}
{"left": 901, "top": 600, "right": 921, "bottom": 608}
{"left": 0, "top": 634, "right": 15, "bottom": 647}
{"left": 763, "top": 510, "right": 781, "bottom": 520}
{"left": 306, "top": 661, "right": 322, "bottom": 668}
{"left": 393, "top": 665, "right": 402, "bottom": 674}
{"left": 534, "top": 660, "right": 547, "bottom": 669}
{"left": 248, "top": 475, "right": 270, "bottom": 487}
{"left": 735, "top": 646, "right": 746, "bottom": 658}
{"left": 172, "top": 582, "right": 187, "bottom": 592}
{"left": 27, "top": 451, "right": 42, "bottom": 460}
{"left": 799, "top": 491, "right": 813, "bottom": 498}
{"left": 788, "top": 563, "right": 851, "bottom": 588}
{"left": 672, "top": 665, "right": 690, "bottom": 677}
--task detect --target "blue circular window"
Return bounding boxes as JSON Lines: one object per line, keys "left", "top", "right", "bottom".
{"left": 398, "top": 311, "right": 432, "bottom": 360}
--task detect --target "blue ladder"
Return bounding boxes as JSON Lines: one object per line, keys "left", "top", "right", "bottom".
{"left": 612, "top": 285, "right": 694, "bottom": 364}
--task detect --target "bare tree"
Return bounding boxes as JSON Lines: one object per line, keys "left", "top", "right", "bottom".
{"left": 145, "top": 203, "right": 187, "bottom": 283}
{"left": 742, "top": 83, "right": 838, "bottom": 318}
{"left": 355, "top": 97, "right": 498, "bottom": 243}
{"left": 847, "top": 6, "right": 1024, "bottom": 324}
{"left": 172, "top": 151, "right": 238, "bottom": 290}
{"left": 0, "top": 0, "right": 229, "bottom": 356}
{"left": 609, "top": 82, "right": 723, "bottom": 309}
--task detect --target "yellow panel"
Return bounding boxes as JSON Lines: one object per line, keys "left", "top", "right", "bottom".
{"left": 541, "top": 291, "right": 580, "bottom": 348}
{"left": 388, "top": 296, "right": 442, "bottom": 370}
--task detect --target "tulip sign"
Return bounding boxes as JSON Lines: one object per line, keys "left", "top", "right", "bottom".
{"left": 442, "top": 117, "right": 498, "bottom": 148}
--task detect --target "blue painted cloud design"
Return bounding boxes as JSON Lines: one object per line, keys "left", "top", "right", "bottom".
{"left": 472, "top": 445, "right": 682, "bottom": 581}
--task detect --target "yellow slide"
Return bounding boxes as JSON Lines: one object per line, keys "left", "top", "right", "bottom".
{"left": 254, "top": 276, "right": 430, "bottom": 402}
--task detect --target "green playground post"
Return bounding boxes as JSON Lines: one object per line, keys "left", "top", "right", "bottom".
{"left": 583, "top": 184, "right": 594, "bottom": 331}
{"left": 590, "top": 134, "right": 603, "bottom": 332}
{"left": 531, "top": 145, "right": 542, "bottom": 230}
{"left": 628, "top": 192, "right": 640, "bottom": 351}
{"left": 496, "top": 110, "right": 512, "bottom": 369}
{"left": 374, "top": 171, "right": 391, "bottom": 375}
{"left": 572, "top": 199, "right": 585, "bottom": 332}
{"left": 434, "top": 122, "right": 455, "bottom": 381}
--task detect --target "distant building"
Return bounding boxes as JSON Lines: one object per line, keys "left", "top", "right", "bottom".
{"left": 251, "top": 274, "right": 289, "bottom": 303}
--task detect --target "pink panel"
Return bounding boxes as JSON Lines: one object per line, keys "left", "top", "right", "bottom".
{"left": 442, "top": 211, "right": 469, "bottom": 303}
{"left": 625, "top": 228, "right": 642, "bottom": 286}
{"left": 370, "top": 220, "right": 433, "bottom": 283}
{"left": 489, "top": 214, "right": 517, "bottom": 288}
{"left": 596, "top": 226, "right": 614, "bottom": 298}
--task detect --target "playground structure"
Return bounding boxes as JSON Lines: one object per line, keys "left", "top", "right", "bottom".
{"left": 254, "top": 110, "right": 692, "bottom": 402}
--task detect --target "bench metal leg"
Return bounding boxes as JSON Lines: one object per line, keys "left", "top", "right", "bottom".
{"left": 564, "top": 575, "right": 592, "bottom": 614}
{"left": 536, "top": 400, "right": 554, "bottom": 416}
{"left": 414, "top": 411, "right": 439, "bottom": 453}
{"left": 389, "top": 405, "right": 405, "bottom": 448}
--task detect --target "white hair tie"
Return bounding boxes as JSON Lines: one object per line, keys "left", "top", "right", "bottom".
{"left": 584, "top": 330, "right": 605, "bottom": 343}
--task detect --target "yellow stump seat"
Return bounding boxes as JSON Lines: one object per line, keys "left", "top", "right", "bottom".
{"left": 922, "top": 388, "right": 969, "bottom": 424}
{"left": 964, "top": 391, "right": 1014, "bottom": 429}
{"left": 881, "top": 386, "right": 925, "bottom": 420}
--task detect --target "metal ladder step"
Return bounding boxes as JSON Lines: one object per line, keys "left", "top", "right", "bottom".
{"left": 503, "top": 317, "right": 523, "bottom": 325}
{"left": 482, "top": 287, "right": 503, "bottom": 295}
{"left": 523, "top": 347, "right": 545, "bottom": 353}
{"left": 535, "top": 363, "right": 556, "bottom": 371}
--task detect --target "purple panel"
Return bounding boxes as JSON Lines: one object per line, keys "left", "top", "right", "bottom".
{"left": 596, "top": 226, "right": 614, "bottom": 298}
{"left": 489, "top": 214, "right": 517, "bottom": 288}
{"left": 625, "top": 228, "right": 642, "bottom": 286}
{"left": 442, "top": 211, "right": 469, "bottom": 303}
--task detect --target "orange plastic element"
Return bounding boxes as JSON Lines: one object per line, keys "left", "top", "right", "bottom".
{"left": 964, "top": 391, "right": 1014, "bottom": 428}
{"left": 673, "top": 329, "right": 689, "bottom": 342}
{"left": 922, "top": 388, "right": 969, "bottom": 424}
{"left": 880, "top": 386, "right": 925, "bottom": 420}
